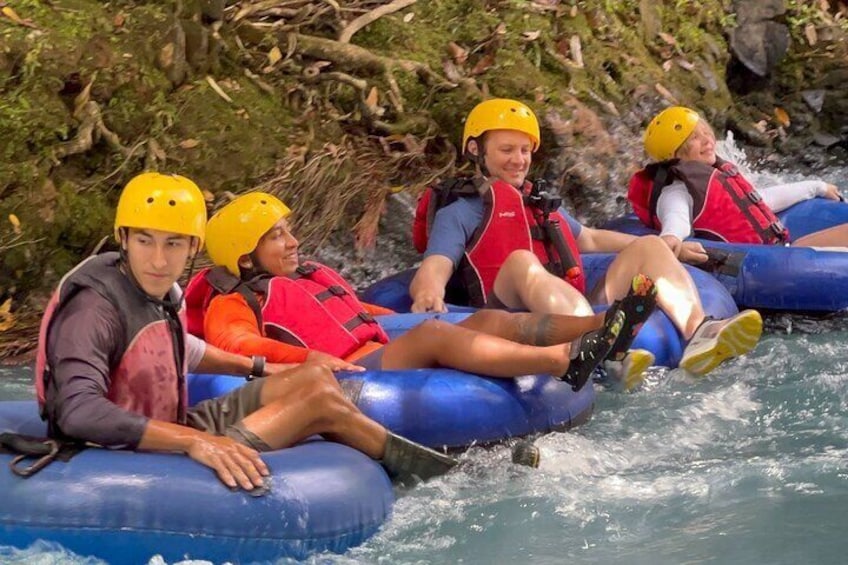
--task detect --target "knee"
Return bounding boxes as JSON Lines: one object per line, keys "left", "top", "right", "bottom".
{"left": 413, "top": 318, "right": 450, "bottom": 334}
{"left": 503, "top": 249, "right": 538, "bottom": 269}
{"left": 304, "top": 374, "right": 348, "bottom": 412}
{"left": 628, "top": 235, "right": 675, "bottom": 259}
{"left": 496, "top": 250, "right": 547, "bottom": 288}
{"left": 632, "top": 235, "right": 664, "bottom": 251}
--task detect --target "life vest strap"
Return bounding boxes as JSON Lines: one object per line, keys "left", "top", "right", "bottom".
{"left": 343, "top": 311, "right": 376, "bottom": 332}
{"left": 315, "top": 285, "right": 348, "bottom": 301}
{"left": 295, "top": 264, "right": 318, "bottom": 277}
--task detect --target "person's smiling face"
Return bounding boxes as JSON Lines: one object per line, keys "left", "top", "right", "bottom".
{"left": 250, "top": 217, "right": 300, "bottom": 277}
{"left": 675, "top": 120, "right": 717, "bottom": 165}
{"left": 476, "top": 129, "right": 534, "bottom": 187}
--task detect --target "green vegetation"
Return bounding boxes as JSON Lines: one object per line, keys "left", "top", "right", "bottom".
{"left": 0, "top": 0, "right": 844, "bottom": 359}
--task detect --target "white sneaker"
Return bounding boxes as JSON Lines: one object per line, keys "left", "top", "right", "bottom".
{"left": 602, "top": 348, "right": 654, "bottom": 392}
{"left": 679, "top": 310, "right": 763, "bottom": 376}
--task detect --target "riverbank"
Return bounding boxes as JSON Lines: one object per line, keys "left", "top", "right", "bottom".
{"left": 1, "top": 0, "right": 846, "bottom": 361}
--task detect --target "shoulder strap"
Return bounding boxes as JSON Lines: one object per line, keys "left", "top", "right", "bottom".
{"left": 207, "top": 267, "right": 266, "bottom": 331}
{"left": 647, "top": 162, "right": 673, "bottom": 218}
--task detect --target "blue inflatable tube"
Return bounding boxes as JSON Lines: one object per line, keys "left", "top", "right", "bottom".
{"left": 0, "top": 400, "right": 393, "bottom": 564}
{"left": 191, "top": 368, "right": 595, "bottom": 449}
{"left": 361, "top": 259, "right": 738, "bottom": 368}
{"left": 604, "top": 198, "right": 848, "bottom": 312}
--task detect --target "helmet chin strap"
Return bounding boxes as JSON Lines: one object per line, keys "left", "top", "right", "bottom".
{"left": 238, "top": 251, "right": 271, "bottom": 282}
{"left": 466, "top": 137, "right": 491, "bottom": 178}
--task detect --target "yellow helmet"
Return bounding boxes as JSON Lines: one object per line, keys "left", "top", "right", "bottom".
{"left": 462, "top": 98, "right": 540, "bottom": 152}
{"left": 205, "top": 192, "right": 292, "bottom": 276}
{"left": 644, "top": 106, "right": 701, "bottom": 161}
{"left": 114, "top": 172, "right": 207, "bottom": 245}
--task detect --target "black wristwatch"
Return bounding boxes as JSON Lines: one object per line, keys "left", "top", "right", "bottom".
{"left": 247, "top": 355, "right": 266, "bottom": 381}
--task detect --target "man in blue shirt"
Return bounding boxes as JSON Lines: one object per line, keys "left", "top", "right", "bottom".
{"left": 410, "top": 99, "right": 763, "bottom": 384}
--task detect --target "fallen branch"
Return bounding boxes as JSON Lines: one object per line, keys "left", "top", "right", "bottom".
{"left": 338, "top": 0, "right": 417, "bottom": 44}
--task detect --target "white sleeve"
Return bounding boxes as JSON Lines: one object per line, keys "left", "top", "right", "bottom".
{"left": 186, "top": 333, "right": 207, "bottom": 372}
{"left": 655, "top": 181, "right": 694, "bottom": 240}
{"left": 759, "top": 180, "right": 827, "bottom": 213}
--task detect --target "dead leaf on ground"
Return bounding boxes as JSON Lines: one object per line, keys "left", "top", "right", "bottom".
{"left": 662, "top": 60, "right": 673, "bottom": 72}
{"left": 179, "top": 139, "right": 200, "bottom": 149}
{"left": 774, "top": 107, "right": 791, "bottom": 127}
{"left": 403, "top": 12, "right": 415, "bottom": 23}
{"left": 753, "top": 120, "right": 769, "bottom": 133}
{"left": 0, "top": 298, "right": 15, "bottom": 332}
{"left": 268, "top": 46, "right": 283, "bottom": 65}
{"left": 365, "top": 86, "right": 379, "bottom": 108}
{"left": 447, "top": 41, "right": 468, "bottom": 64}
{"left": 654, "top": 83, "right": 678, "bottom": 103}
{"left": 522, "top": 30, "right": 541, "bottom": 41}
{"left": 8, "top": 214, "right": 21, "bottom": 235}
{"left": 113, "top": 13, "right": 126, "bottom": 28}
{"left": 805, "top": 23, "right": 818, "bottom": 46}
{"left": 470, "top": 53, "right": 497, "bottom": 75}
{"left": 658, "top": 32, "right": 677, "bottom": 46}
{"left": 570, "top": 5, "right": 578, "bottom": 17}
{"left": 1, "top": 6, "right": 38, "bottom": 29}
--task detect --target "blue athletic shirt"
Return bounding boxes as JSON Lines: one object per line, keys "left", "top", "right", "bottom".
{"left": 423, "top": 196, "right": 583, "bottom": 267}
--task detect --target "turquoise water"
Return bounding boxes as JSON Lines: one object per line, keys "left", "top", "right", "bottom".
{"left": 1, "top": 321, "right": 846, "bottom": 565}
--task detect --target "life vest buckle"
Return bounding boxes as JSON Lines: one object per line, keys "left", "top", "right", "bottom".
{"left": 295, "top": 264, "right": 317, "bottom": 277}
{"left": 747, "top": 190, "right": 763, "bottom": 204}
{"left": 770, "top": 220, "right": 787, "bottom": 238}
{"left": 328, "top": 285, "right": 348, "bottom": 297}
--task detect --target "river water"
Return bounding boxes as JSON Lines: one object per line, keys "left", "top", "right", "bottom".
{"left": 1, "top": 152, "right": 846, "bottom": 564}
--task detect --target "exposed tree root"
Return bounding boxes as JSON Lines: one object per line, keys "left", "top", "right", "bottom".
{"left": 338, "top": 0, "right": 416, "bottom": 43}
{"left": 52, "top": 101, "right": 129, "bottom": 161}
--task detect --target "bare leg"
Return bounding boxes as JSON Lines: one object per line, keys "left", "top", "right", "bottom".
{"left": 456, "top": 308, "right": 605, "bottom": 345}
{"left": 793, "top": 224, "right": 848, "bottom": 247}
{"left": 598, "top": 236, "right": 705, "bottom": 339}
{"left": 380, "top": 318, "right": 574, "bottom": 377}
{"left": 492, "top": 250, "right": 594, "bottom": 315}
{"left": 241, "top": 364, "right": 387, "bottom": 457}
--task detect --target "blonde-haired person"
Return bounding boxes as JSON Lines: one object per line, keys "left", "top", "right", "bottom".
{"left": 629, "top": 106, "right": 846, "bottom": 253}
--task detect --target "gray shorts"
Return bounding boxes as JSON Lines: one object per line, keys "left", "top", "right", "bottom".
{"left": 185, "top": 379, "right": 272, "bottom": 451}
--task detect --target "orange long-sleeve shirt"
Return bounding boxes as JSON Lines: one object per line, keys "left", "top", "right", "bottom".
{"left": 203, "top": 292, "right": 393, "bottom": 363}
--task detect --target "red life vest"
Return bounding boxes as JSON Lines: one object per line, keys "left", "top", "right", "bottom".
{"left": 628, "top": 158, "right": 789, "bottom": 244}
{"left": 185, "top": 262, "right": 389, "bottom": 359}
{"left": 35, "top": 253, "right": 188, "bottom": 429}
{"left": 413, "top": 177, "right": 585, "bottom": 306}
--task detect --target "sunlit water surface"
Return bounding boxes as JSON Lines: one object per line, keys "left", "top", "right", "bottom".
{"left": 1, "top": 325, "right": 847, "bottom": 564}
